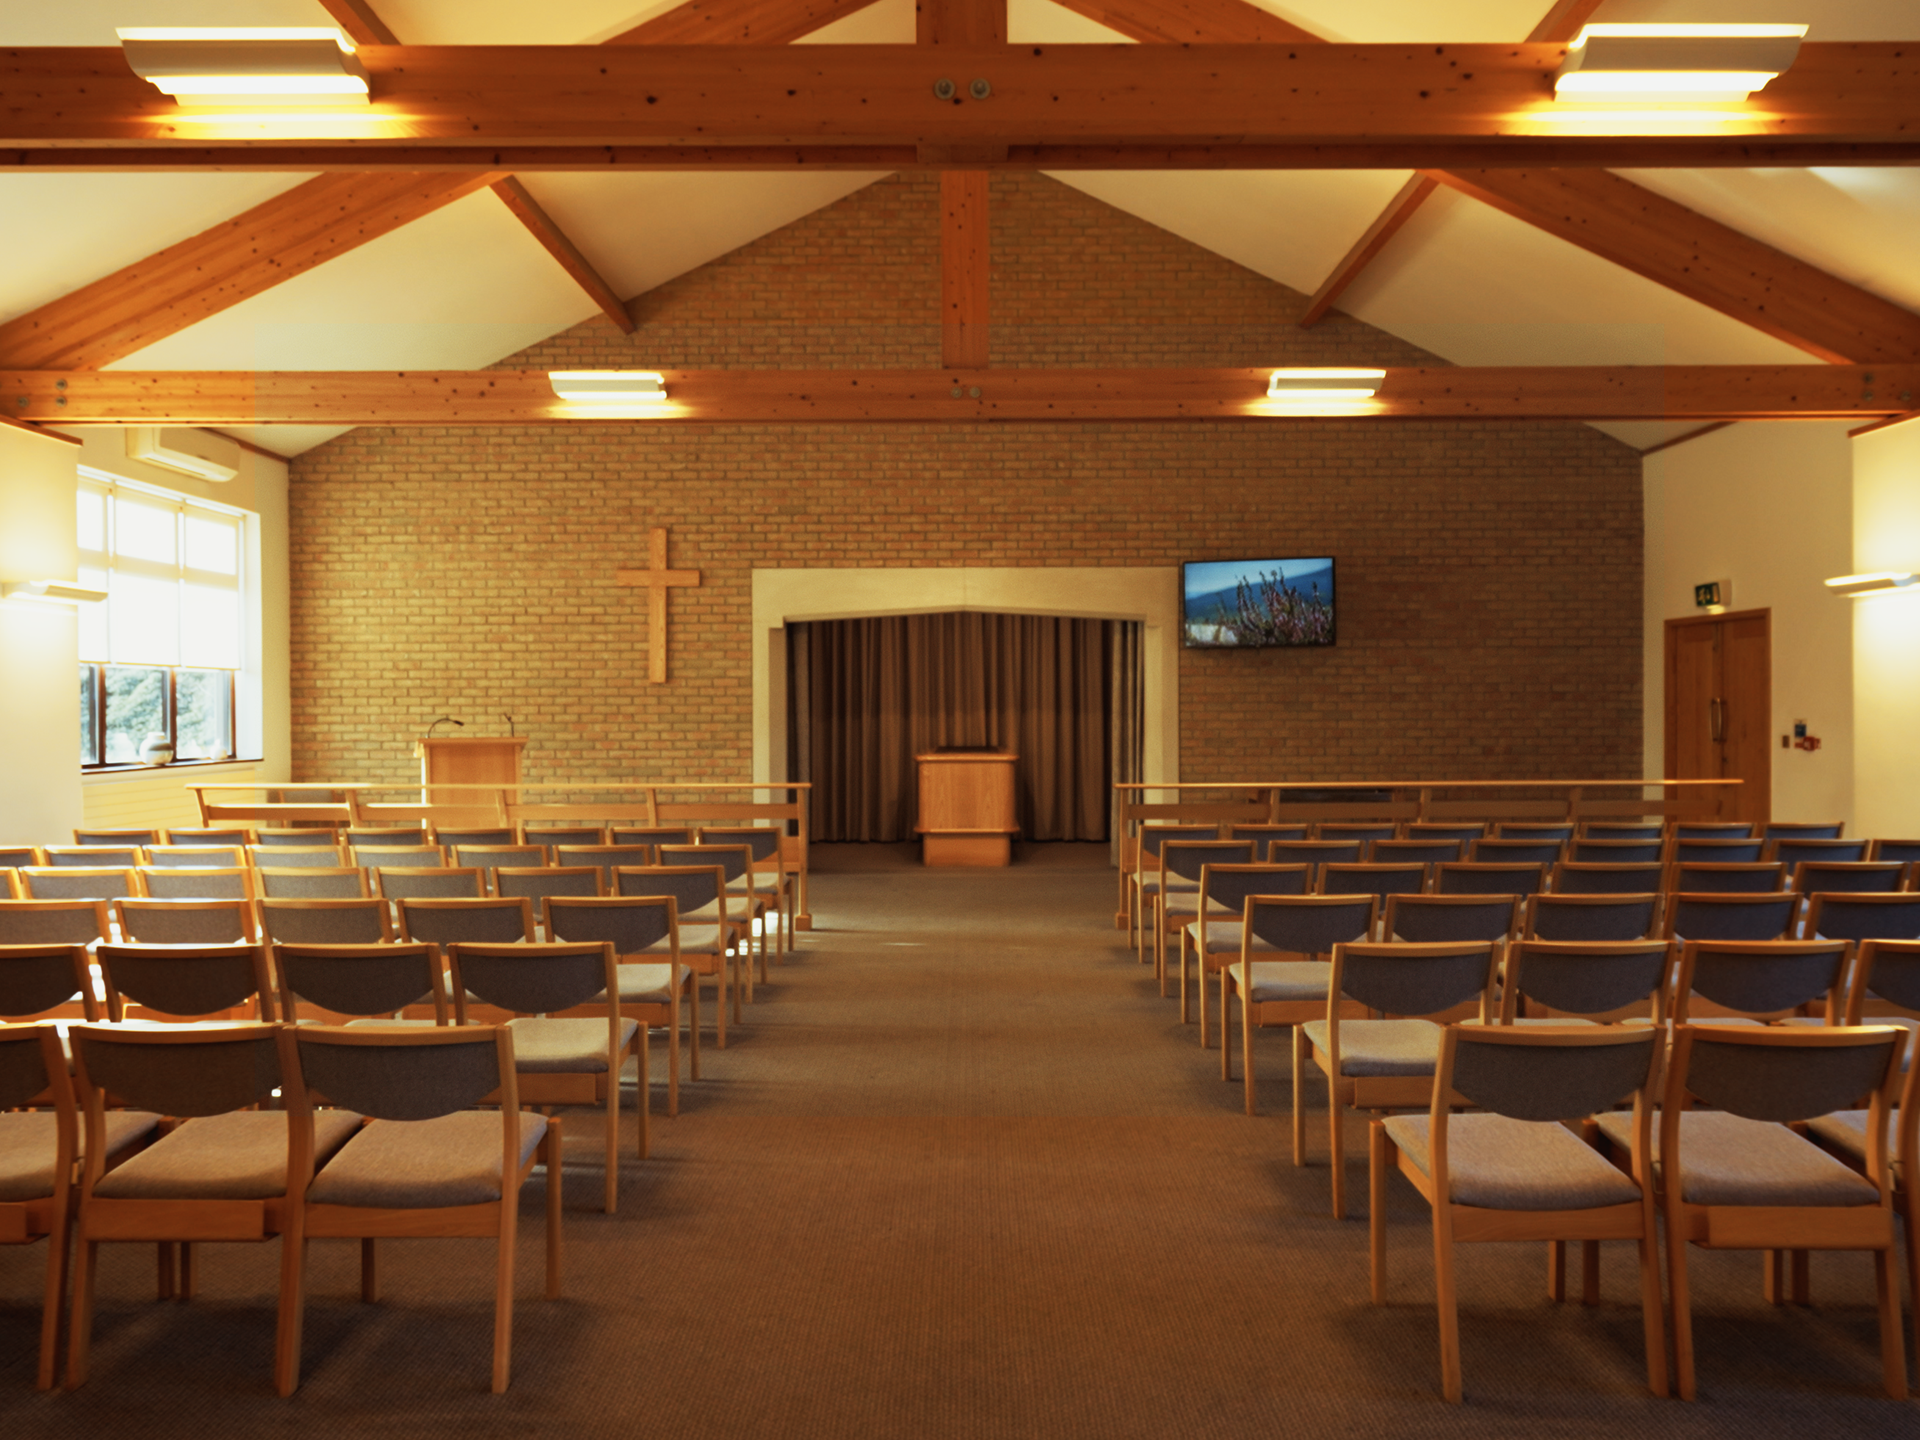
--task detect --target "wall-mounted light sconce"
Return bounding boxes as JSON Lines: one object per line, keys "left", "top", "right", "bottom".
{"left": 1554, "top": 24, "right": 1808, "bottom": 104}
{"left": 1267, "top": 368, "right": 1387, "bottom": 402}
{"left": 1824, "top": 571, "right": 1920, "bottom": 599}
{"left": 549, "top": 371, "right": 669, "bottom": 404}
{"left": 2, "top": 579, "right": 109, "bottom": 606}
{"left": 117, "top": 28, "right": 370, "bottom": 107}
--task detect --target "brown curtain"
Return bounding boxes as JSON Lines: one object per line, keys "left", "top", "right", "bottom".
{"left": 787, "top": 612, "right": 1118, "bottom": 843}
{"left": 1109, "top": 619, "right": 1144, "bottom": 865}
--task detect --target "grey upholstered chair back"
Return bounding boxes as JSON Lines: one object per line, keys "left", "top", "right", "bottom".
{"left": 249, "top": 846, "right": 346, "bottom": 870}
{"left": 0, "top": 1025, "right": 54, "bottom": 1109}
{"left": 1320, "top": 863, "right": 1427, "bottom": 904}
{"left": 1859, "top": 941, "right": 1920, "bottom": 1014}
{"left": 253, "top": 829, "right": 343, "bottom": 847}
{"left": 1407, "top": 824, "right": 1487, "bottom": 844}
{"left": 1266, "top": 840, "right": 1366, "bottom": 871}
{"left": 1504, "top": 940, "right": 1671, "bottom": 1018}
{"left": 276, "top": 943, "right": 440, "bottom": 1017}
{"left": 1765, "top": 822, "right": 1845, "bottom": 841}
{"left": 554, "top": 845, "right": 655, "bottom": 887}
{"left": 375, "top": 868, "right": 483, "bottom": 901}
{"left": 701, "top": 828, "right": 783, "bottom": 863}
{"left": 73, "top": 1025, "right": 280, "bottom": 1117}
{"left": 434, "top": 827, "right": 516, "bottom": 849}
{"left": 1806, "top": 894, "right": 1920, "bottom": 944}
{"left": 144, "top": 846, "right": 246, "bottom": 869}
{"left": 1794, "top": 863, "right": 1906, "bottom": 896}
{"left": 1668, "top": 862, "right": 1785, "bottom": 894}
{"left": 1668, "top": 894, "right": 1796, "bottom": 942}
{"left": 1496, "top": 824, "right": 1576, "bottom": 842}
{"left": 114, "top": 899, "right": 250, "bottom": 945}
{"left": 1776, "top": 839, "right": 1870, "bottom": 869}
{"left": 1386, "top": 894, "right": 1517, "bottom": 944}
{"left": 1527, "top": 894, "right": 1659, "bottom": 942}
{"left": 523, "top": 826, "right": 606, "bottom": 850}
{"left": 550, "top": 894, "right": 678, "bottom": 956}
{"left": 1435, "top": 863, "right": 1545, "bottom": 898}
{"left": 1317, "top": 824, "right": 1397, "bottom": 843}
{"left": 345, "top": 827, "right": 430, "bottom": 848}
{"left": 1202, "top": 865, "right": 1308, "bottom": 916}
{"left": 1554, "top": 864, "right": 1664, "bottom": 895}
{"left": 1871, "top": 840, "right": 1920, "bottom": 865}
{"left": 611, "top": 826, "right": 694, "bottom": 847}
{"left": 74, "top": 829, "right": 158, "bottom": 848}
{"left": 496, "top": 867, "right": 602, "bottom": 923}
{"left": 1584, "top": 823, "right": 1663, "bottom": 840}
{"left": 293, "top": 1027, "right": 501, "bottom": 1121}
{"left": 1681, "top": 940, "right": 1849, "bottom": 1017}
{"left": 164, "top": 829, "right": 253, "bottom": 848}
{"left": 1137, "top": 825, "right": 1217, "bottom": 863}
{"left": 257, "top": 899, "right": 390, "bottom": 945}
{"left": 46, "top": 847, "right": 143, "bottom": 869}
{"left": 1161, "top": 841, "right": 1255, "bottom": 884}
{"left": 658, "top": 844, "right": 749, "bottom": 884}
{"left": 1228, "top": 824, "right": 1309, "bottom": 843}
{"left": 19, "top": 869, "right": 135, "bottom": 902}
{"left": 450, "top": 941, "right": 613, "bottom": 1016}
{"left": 1679, "top": 1028, "right": 1899, "bottom": 1124}
{"left": 1673, "top": 822, "right": 1754, "bottom": 839}
{"left": 1333, "top": 942, "right": 1496, "bottom": 1017}
{"left": 0, "top": 944, "right": 90, "bottom": 1019}
{"left": 0, "top": 900, "right": 107, "bottom": 946}
{"left": 1244, "top": 896, "right": 1376, "bottom": 956}
{"left": 1369, "top": 839, "right": 1461, "bottom": 865}
{"left": 356, "top": 846, "right": 447, "bottom": 871}
{"left": 398, "top": 898, "right": 532, "bottom": 947}
{"left": 0, "top": 846, "right": 39, "bottom": 870}
{"left": 1671, "top": 838, "right": 1766, "bottom": 864}
{"left": 453, "top": 845, "right": 547, "bottom": 884}
{"left": 257, "top": 868, "right": 367, "bottom": 900}
{"left": 1470, "top": 839, "right": 1564, "bottom": 866}
{"left": 139, "top": 867, "right": 250, "bottom": 901}
{"left": 1571, "top": 840, "right": 1664, "bottom": 864}
{"left": 96, "top": 942, "right": 269, "bottom": 1020}
{"left": 1449, "top": 1027, "right": 1658, "bottom": 1122}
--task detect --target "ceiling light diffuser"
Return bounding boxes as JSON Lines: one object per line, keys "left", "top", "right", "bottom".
{"left": 548, "top": 371, "right": 669, "bottom": 403}
{"left": 1554, "top": 24, "right": 1808, "bottom": 104}
{"left": 2, "top": 579, "right": 109, "bottom": 606}
{"left": 117, "top": 28, "right": 370, "bottom": 106}
{"left": 1267, "top": 369, "right": 1387, "bottom": 402}
{"left": 1824, "top": 571, "right": 1920, "bottom": 599}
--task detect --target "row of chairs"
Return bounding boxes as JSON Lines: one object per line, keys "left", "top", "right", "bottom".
{"left": 4, "top": 1016, "right": 563, "bottom": 1394}
{"left": 49, "top": 823, "right": 725, "bottom": 850}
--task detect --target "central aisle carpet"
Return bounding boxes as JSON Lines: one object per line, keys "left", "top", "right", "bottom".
{"left": 2, "top": 855, "right": 1904, "bottom": 1436}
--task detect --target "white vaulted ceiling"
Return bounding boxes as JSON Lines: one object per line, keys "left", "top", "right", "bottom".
{"left": 1, "top": 0, "right": 1914, "bottom": 456}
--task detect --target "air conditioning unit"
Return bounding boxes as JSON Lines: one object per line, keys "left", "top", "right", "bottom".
{"left": 127, "top": 427, "right": 241, "bottom": 483}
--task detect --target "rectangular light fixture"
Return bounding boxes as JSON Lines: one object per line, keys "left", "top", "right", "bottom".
{"left": 1555, "top": 24, "right": 1808, "bottom": 104}
{"left": 1267, "top": 369, "right": 1387, "bottom": 402}
{"left": 1824, "top": 571, "right": 1920, "bottom": 599}
{"left": 2, "top": 579, "right": 109, "bottom": 606}
{"left": 117, "top": 28, "right": 370, "bottom": 107}
{"left": 548, "top": 371, "right": 669, "bottom": 404}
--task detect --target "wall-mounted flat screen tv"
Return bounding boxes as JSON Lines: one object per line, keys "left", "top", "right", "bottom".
{"left": 1182, "top": 557, "right": 1335, "bottom": 648}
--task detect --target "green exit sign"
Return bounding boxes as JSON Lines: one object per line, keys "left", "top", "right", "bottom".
{"left": 1694, "top": 581, "right": 1725, "bottom": 608}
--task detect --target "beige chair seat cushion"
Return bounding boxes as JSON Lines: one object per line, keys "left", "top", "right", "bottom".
{"left": 1300, "top": 1018, "right": 1442, "bottom": 1077}
{"left": 306, "top": 1110, "right": 548, "bottom": 1209}
{"left": 505, "top": 1016, "right": 639, "bottom": 1072}
{"left": 1185, "top": 921, "right": 1278, "bottom": 955}
{"left": 645, "top": 925, "right": 725, "bottom": 955}
{"left": 595, "top": 962, "right": 689, "bottom": 1005}
{"left": 95, "top": 1109, "right": 361, "bottom": 1200}
{"left": 1161, "top": 894, "right": 1234, "bottom": 920}
{"left": 1805, "top": 1108, "right": 1876, "bottom": 1163}
{"left": 0, "top": 1109, "right": 161, "bottom": 1202}
{"left": 1384, "top": 1113, "right": 1644, "bottom": 1211}
{"left": 1595, "top": 1109, "right": 1880, "bottom": 1207}
{"left": 1226, "top": 960, "right": 1331, "bottom": 1003}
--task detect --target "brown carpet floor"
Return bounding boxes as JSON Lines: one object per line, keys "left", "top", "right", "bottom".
{"left": 5, "top": 850, "right": 1918, "bottom": 1435}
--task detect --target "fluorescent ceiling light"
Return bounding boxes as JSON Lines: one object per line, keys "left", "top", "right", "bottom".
{"left": 117, "top": 28, "right": 369, "bottom": 106}
{"left": 2, "top": 579, "right": 109, "bottom": 606}
{"left": 549, "top": 371, "right": 669, "bottom": 403}
{"left": 1824, "top": 571, "right": 1920, "bottom": 599}
{"left": 1268, "top": 369, "right": 1387, "bottom": 401}
{"left": 1555, "top": 24, "right": 1807, "bottom": 104}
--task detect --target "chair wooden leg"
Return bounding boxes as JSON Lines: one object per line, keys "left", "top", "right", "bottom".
{"left": 1179, "top": 933, "right": 1191, "bottom": 1024}
{"left": 37, "top": 1203, "right": 72, "bottom": 1390}
{"left": 65, "top": 1237, "right": 98, "bottom": 1389}
{"left": 361, "top": 1237, "right": 379, "bottom": 1301}
{"left": 157, "top": 1240, "right": 175, "bottom": 1299}
{"left": 716, "top": 964, "right": 728, "bottom": 1050}
{"left": 1636, "top": 1221, "right": 1669, "bottom": 1397}
{"left": 1290, "top": 1027, "right": 1307, "bottom": 1164}
{"left": 687, "top": 974, "right": 700, "bottom": 1083}
{"left": 604, "top": 1070, "right": 619, "bottom": 1215}
{"left": 1329, "top": 1091, "right": 1346, "bottom": 1220}
{"left": 1218, "top": 973, "right": 1231, "bottom": 1080}
{"left": 1875, "top": 1247, "right": 1906, "bottom": 1398}
{"left": 639, "top": 1021, "right": 653, "bottom": 1158}
{"left": 180, "top": 1241, "right": 197, "bottom": 1300}
{"left": 1790, "top": 1248, "right": 1810, "bottom": 1306}
{"left": 1582, "top": 1240, "right": 1602, "bottom": 1306}
{"left": 1763, "top": 1248, "right": 1786, "bottom": 1305}
{"left": 1668, "top": 1223, "right": 1697, "bottom": 1399}
{"left": 1243, "top": 995, "right": 1259, "bottom": 1118}
{"left": 1905, "top": 1205, "right": 1920, "bottom": 1393}
{"left": 275, "top": 1233, "right": 308, "bottom": 1397}
{"left": 1548, "top": 1241, "right": 1567, "bottom": 1301}
{"left": 1369, "top": 1121, "right": 1390, "bottom": 1303}
{"left": 1435, "top": 1207, "right": 1463, "bottom": 1402}
{"left": 544, "top": 1119, "right": 563, "bottom": 1303}
{"left": 492, "top": 1199, "right": 517, "bottom": 1394}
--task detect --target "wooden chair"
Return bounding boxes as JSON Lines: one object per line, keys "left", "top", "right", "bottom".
{"left": 276, "top": 1024, "right": 562, "bottom": 1395}
{"left": 246, "top": 844, "right": 348, "bottom": 871}
{"left": 610, "top": 825, "right": 693, "bottom": 848}
{"left": 1494, "top": 823, "right": 1576, "bottom": 843}
{"left": 1499, "top": 939, "right": 1672, "bottom": 1026}
{"left": 1225, "top": 823, "right": 1309, "bottom": 848}
{"left": 1568, "top": 838, "right": 1666, "bottom": 865}
{"left": 1296, "top": 940, "right": 1500, "bottom": 1218}
{"left": 1382, "top": 893, "right": 1521, "bottom": 945}
{"left": 1670, "top": 821, "right": 1755, "bottom": 840}
{"left": 1370, "top": 1024, "right": 1667, "bottom": 1402}
{"left": 543, "top": 893, "right": 695, "bottom": 1125}
{"left": 1406, "top": 823, "right": 1488, "bottom": 845}
{"left": 1172, "top": 863, "right": 1309, "bottom": 1036}
{"left": 1523, "top": 893, "right": 1661, "bottom": 942}
{"left": 496, "top": 865, "right": 603, "bottom": 934}
{"left": 1318, "top": 863, "right": 1429, "bottom": 921}
{"left": 256, "top": 897, "right": 394, "bottom": 946}
{"left": 373, "top": 867, "right": 484, "bottom": 902}
{"left": 449, "top": 940, "right": 638, "bottom": 1213}
{"left": 64, "top": 1023, "right": 361, "bottom": 1387}
{"left": 0, "top": 942, "right": 97, "bottom": 1023}
{"left": 1668, "top": 837, "right": 1766, "bottom": 865}
{"left": 111, "top": 897, "right": 257, "bottom": 944}
{"left": 1265, "top": 839, "right": 1365, "bottom": 885}
{"left": 44, "top": 845, "right": 145, "bottom": 869}
{"left": 255, "top": 866, "right": 370, "bottom": 900}
{"left": 142, "top": 844, "right": 246, "bottom": 869}
{"left": 162, "top": 827, "right": 255, "bottom": 847}
{"left": 452, "top": 845, "right": 548, "bottom": 894}
{"left": 1771, "top": 838, "right": 1871, "bottom": 877}
{"left": 1621, "top": 1024, "right": 1906, "bottom": 1399}
{"left": 354, "top": 845, "right": 449, "bottom": 874}
{"left": 1669, "top": 938, "right": 1851, "bottom": 1026}
{"left": 0, "top": 845, "right": 46, "bottom": 871}
{"left": 1662, "top": 892, "right": 1797, "bottom": 943}
{"left": 94, "top": 941, "right": 277, "bottom": 1024}
{"left": 1662, "top": 860, "right": 1787, "bottom": 894}
{"left": 135, "top": 865, "right": 257, "bottom": 903}
{"left": 1581, "top": 821, "right": 1663, "bottom": 840}
{"left": 1868, "top": 839, "right": 1920, "bottom": 865}
{"left": 1368, "top": 838, "right": 1462, "bottom": 866}
{"left": 552, "top": 844, "right": 656, "bottom": 896}
{"left": 1317, "top": 823, "right": 1398, "bottom": 844}
{"left": 1468, "top": 838, "right": 1565, "bottom": 867}
{"left": 1803, "top": 892, "right": 1920, "bottom": 947}
{"left": 252, "top": 828, "right": 345, "bottom": 849}
{"left": 1432, "top": 862, "right": 1546, "bottom": 898}
{"left": 1151, "top": 839, "right": 1257, "bottom": 994}
{"left": 1790, "top": 861, "right": 1906, "bottom": 898}
{"left": 1552, "top": 861, "right": 1665, "bottom": 895}
{"left": 1217, "top": 894, "right": 1378, "bottom": 1118}
{"left": 429, "top": 826, "right": 517, "bottom": 849}
{"left": 658, "top": 844, "right": 775, "bottom": 994}
{"left": 520, "top": 824, "right": 606, "bottom": 855}
{"left": 273, "top": 941, "right": 448, "bottom": 1026}
{"left": 14, "top": 869, "right": 138, "bottom": 905}
{"left": 396, "top": 896, "right": 535, "bottom": 950}
{"left": 342, "top": 826, "right": 430, "bottom": 849}
{"left": 1126, "top": 825, "right": 1218, "bottom": 958}
{"left": 1764, "top": 820, "right": 1846, "bottom": 841}
{"left": 700, "top": 826, "right": 795, "bottom": 957}
{"left": 0, "top": 899, "right": 111, "bottom": 947}
{"left": 72, "top": 829, "right": 158, "bottom": 849}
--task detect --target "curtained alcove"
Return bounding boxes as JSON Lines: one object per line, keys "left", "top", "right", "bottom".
{"left": 787, "top": 612, "right": 1143, "bottom": 844}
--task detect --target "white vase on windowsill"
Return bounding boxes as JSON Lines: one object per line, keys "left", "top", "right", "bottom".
{"left": 138, "top": 732, "right": 174, "bottom": 767}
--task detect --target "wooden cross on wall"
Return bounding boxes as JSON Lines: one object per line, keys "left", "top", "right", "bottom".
{"left": 616, "top": 527, "right": 701, "bottom": 684}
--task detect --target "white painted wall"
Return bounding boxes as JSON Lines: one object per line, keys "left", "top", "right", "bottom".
{"left": 0, "top": 423, "right": 84, "bottom": 841}
{"left": 1850, "top": 418, "right": 1920, "bottom": 840}
{"left": 1642, "top": 421, "right": 1856, "bottom": 827}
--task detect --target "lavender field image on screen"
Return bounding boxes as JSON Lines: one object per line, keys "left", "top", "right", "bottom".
{"left": 1183, "top": 558, "right": 1335, "bottom": 648}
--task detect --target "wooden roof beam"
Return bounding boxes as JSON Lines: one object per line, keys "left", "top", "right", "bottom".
{"left": 8, "top": 364, "right": 1913, "bottom": 425}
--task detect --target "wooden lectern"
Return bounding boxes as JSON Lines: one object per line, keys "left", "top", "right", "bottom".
{"left": 414, "top": 736, "right": 527, "bottom": 828}
{"left": 916, "top": 751, "right": 1018, "bottom": 867}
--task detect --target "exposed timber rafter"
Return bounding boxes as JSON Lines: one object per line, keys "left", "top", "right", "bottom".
{"left": 316, "top": 0, "right": 400, "bottom": 47}
{"left": 607, "top": 0, "right": 879, "bottom": 44}
{"left": 6, "top": 365, "right": 1912, "bottom": 426}
{"left": 924, "top": 0, "right": 1003, "bottom": 365}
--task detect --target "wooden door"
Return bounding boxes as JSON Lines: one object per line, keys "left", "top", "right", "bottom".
{"left": 1664, "top": 610, "right": 1770, "bottom": 825}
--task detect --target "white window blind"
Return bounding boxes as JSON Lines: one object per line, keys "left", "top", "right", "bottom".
{"left": 77, "top": 477, "right": 244, "bottom": 669}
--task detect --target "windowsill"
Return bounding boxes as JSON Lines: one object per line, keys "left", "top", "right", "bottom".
{"left": 82, "top": 757, "right": 264, "bottom": 782}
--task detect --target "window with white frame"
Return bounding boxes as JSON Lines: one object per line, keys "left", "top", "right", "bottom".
{"left": 76, "top": 473, "right": 251, "bottom": 767}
